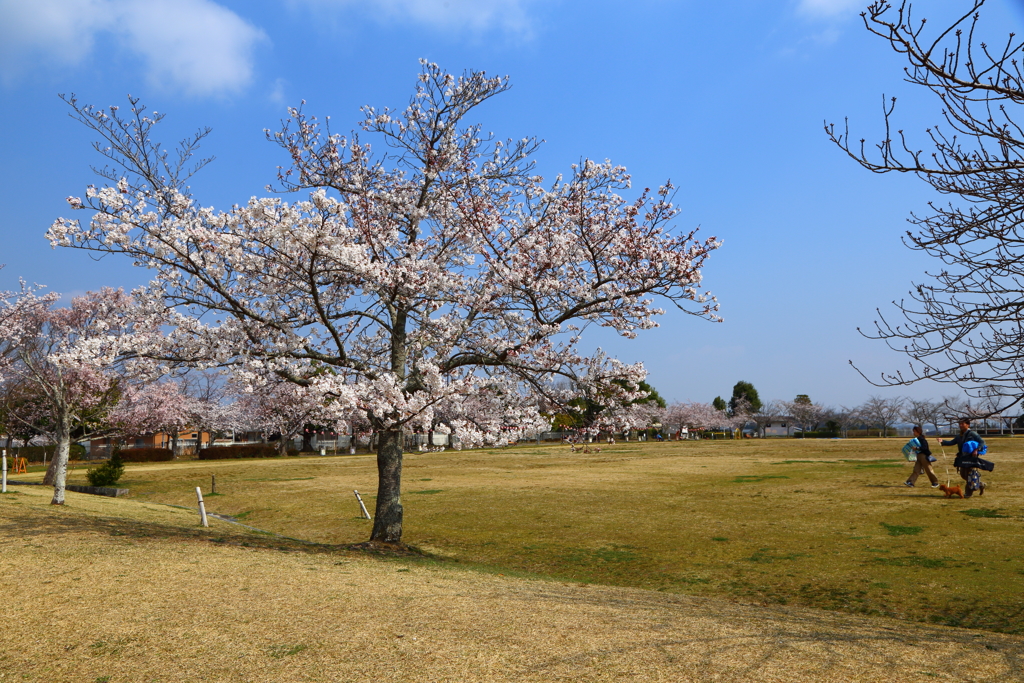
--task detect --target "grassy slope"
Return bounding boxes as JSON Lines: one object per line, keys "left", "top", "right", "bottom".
{"left": 21, "top": 437, "right": 1024, "bottom": 634}
{"left": 5, "top": 483, "right": 1024, "bottom": 682}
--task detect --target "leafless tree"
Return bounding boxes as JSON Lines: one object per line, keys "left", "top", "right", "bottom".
{"left": 824, "top": 405, "right": 862, "bottom": 438}
{"left": 939, "top": 395, "right": 969, "bottom": 434}
{"left": 859, "top": 395, "right": 905, "bottom": 437}
{"left": 902, "top": 398, "right": 941, "bottom": 434}
{"left": 749, "top": 400, "right": 784, "bottom": 438}
{"left": 829, "top": 1, "right": 1024, "bottom": 413}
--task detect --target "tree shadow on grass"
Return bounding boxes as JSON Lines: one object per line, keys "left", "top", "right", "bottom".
{"left": 518, "top": 588, "right": 1024, "bottom": 679}
{"left": 0, "top": 500, "right": 432, "bottom": 562}
{"left": 0, "top": 504, "right": 348, "bottom": 555}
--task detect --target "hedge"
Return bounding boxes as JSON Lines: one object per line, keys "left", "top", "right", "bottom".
{"left": 118, "top": 447, "right": 174, "bottom": 462}
{"left": 10, "top": 444, "right": 86, "bottom": 462}
{"left": 198, "top": 444, "right": 282, "bottom": 460}
{"left": 794, "top": 431, "right": 840, "bottom": 439}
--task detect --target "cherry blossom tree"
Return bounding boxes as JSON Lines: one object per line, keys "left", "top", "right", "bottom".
{"left": 785, "top": 395, "right": 823, "bottom": 436}
{"left": 0, "top": 288, "right": 159, "bottom": 504}
{"left": 230, "top": 375, "right": 329, "bottom": 454}
{"left": 107, "top": 380, "right": 195, "bottom": 450}
{"left": 49, "top": 64, "right": 721, "bottom": 542}
{"left": 665, "top": 401, "right": 728, "bottom": 434}
{"left": 588, "top": 400, "right": 664, "bottom": 440}
{"left": 0, "top": 376, "right": 45, "bottom": 454}
{"left": 431, "top": 377, "right": 551, "bottom": 449}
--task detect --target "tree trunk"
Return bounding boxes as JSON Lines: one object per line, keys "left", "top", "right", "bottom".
{"left": 49, "top": 413, "right": 72, "bottom": 505}
{"left": 370, "top": 428, "right": 404, "bottom": 543}
{"left": 42, "top": 450, "right": 57, "bottom": 485}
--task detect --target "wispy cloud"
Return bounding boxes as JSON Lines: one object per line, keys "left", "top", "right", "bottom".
{"left": 294, "top": 0, "right": 539, "bottom": 38}
{"left": 796, "top": 0, "right": 864, "bottom": 19}
{"left": 0, "top": 0, "right": 267, "bottom": 96}
{"left": 269, "top": 77, "right": 288, "bottom": 105}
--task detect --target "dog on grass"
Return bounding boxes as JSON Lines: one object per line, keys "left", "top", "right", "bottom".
{"left": 939, "top": 484, "right": 963, "bottom": 499}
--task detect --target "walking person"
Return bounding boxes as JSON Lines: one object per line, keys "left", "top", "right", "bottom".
{"left": 940, "top": 418, "right": 987, "bottom": 498}
{"left": 904, "top": 425, "right": 939, "bottom": 488}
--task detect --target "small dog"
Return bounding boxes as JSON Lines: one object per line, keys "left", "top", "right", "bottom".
{"left": 939, "top": 484, "right": 963, "bottom": 499}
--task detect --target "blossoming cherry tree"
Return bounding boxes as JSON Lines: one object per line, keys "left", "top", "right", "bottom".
{"left": 50, "top": 63, "right": 721, "bottom": 542}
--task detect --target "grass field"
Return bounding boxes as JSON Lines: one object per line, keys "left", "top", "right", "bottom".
{"left": 8, "top": 484, "right": 1024, "bottom": 682}
{"left": 13, "top": 436, "right": 1024, "bottom": 636}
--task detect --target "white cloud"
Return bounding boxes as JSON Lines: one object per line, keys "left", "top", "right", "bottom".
{"left": 269, "top": 77, "right": 287, "bottom": 105}
{"left": 797, "top": 0, "right": 864, "bottom": 18}
{"left": 0, "top": 0, "right": 266, "bottom": 96}
{"left": 0, "top": 0, "right": 108, "bottom": 74}
{"left": 294, "top": 0, "right": 537, "bottom": 37}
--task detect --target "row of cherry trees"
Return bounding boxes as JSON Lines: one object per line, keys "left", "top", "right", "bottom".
{"left": 659, "top": 393, "right": 1000, "bottom": 438}
{"left": 0, "top": 283, "right": 562, "bottom": 505}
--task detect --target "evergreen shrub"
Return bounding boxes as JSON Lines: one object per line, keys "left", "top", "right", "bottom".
{"left": 86, "top": 451, "right": 125, "bottom": 487}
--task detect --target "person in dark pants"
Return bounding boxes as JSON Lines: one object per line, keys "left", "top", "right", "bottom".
{"left": 941, "top": 418, "right": 987, "bottom": 497}
{"left": 904, "top": 424, "right": 939, "bottom": 488}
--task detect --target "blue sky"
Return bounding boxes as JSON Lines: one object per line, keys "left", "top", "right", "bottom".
{"left": 1, "top": 0, "right": 1022, "bottom": 408}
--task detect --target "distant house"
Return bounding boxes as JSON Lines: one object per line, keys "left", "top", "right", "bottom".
{"left": 764, "top": 418, "right": 798, "bottom": 437}
{"left": 89, "top": 429, "right": 214, "bottom": 455}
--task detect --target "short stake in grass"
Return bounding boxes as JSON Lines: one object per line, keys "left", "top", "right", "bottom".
{"left": 196, "top": 486, "right": 209, "bottom": 527}
{"left": 354, "top": 490, "right": 371, "bottom": 520}
{"left": 2, "top": 449, "right": 7, "bottom": 494}
{"left": 211, "top": 474, "right": 216, "bottom": 494}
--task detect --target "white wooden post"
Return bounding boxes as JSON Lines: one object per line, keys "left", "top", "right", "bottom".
{"left": 195, "top": 486, "right": 209, "bottom": 527}
{"left": 353, "top": 490, "right": 371, "bottom": 520}
{"left": 2, "top": 449, "right": 7, "bottom": 494}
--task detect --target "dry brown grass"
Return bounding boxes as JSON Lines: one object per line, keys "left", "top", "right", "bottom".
{"left": 4, "top": 441, "right": 1024, "bottom": 681}
{"left": 34, "top": 436, "right": 1024, "bottom": 633}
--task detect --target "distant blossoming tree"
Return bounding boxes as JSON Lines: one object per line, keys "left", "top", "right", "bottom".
{"left": 784, "top": 395, "right": 823, "bottom": 436}
{"left": 107, "top": 380, "right": 198, "bottom": 452}
{"left": 0, "top": 288, "right": 159, "bottom": 504}
{"left": 230, "top": 374, "right": 330, "bottom": 454}
{"left": 665, "top": 401, "right": 727, "bottom": 433}
{"left": 49, "top": 63, "right": 721, "bottom": 542}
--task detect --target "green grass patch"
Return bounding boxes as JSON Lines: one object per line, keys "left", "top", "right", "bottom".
{"left": 412, "top": 489, "right": 443, "bottom": 495}
{"left": 732, "top": 475, "right": 790, "bottom": 483}
{"left": 771, "top": 460, "right": 831, "bottom": 464}
{"left": 881, "top": 522, "right": 923, "bottom": 536}
{"left": 561, "top": 545, "right": 640, "bottom": 566}
{"left": 871, "top": 556, "right": 949, "bottom": 568}
{"left": 268, "top": 644, "right": 307, "bottom": 658}
{"left": 962, "top": 508, "right": 1009, "bottom": 519}
{"left": 746, "top": 548, "right": 808, "bottom": 563}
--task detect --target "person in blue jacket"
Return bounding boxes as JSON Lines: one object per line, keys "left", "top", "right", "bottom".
{"left": 941, "top": 418, "right": 987, "bottom": 497}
